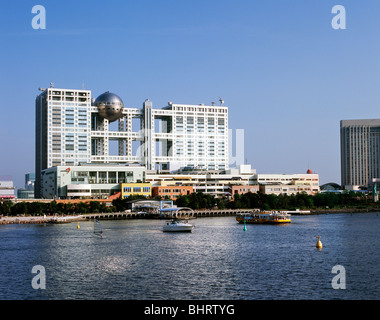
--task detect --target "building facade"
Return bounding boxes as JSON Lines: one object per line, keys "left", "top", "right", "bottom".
{"left": 151, "top": 185, "right": 193, "bottom": 200}
{"left": 35, "top": 86, "right": 229, "bottom": 198}
{"left": 340, "top": 119, "right": 380, "bottom": 189}
{"left": 40, "top": 164, "right": 146, "bottom": 199}
{"left": 259, "top": 183, "right": 315, "bottom": 196}
{"left": 35, "top": 87, "right": 92, "bottom": 197}
{"left": 147, "top": 164, "right": 257, "bottom": 197}
{"left": 17, "top": 173, "right": 35, "bottom": 199}
{"left": 228, "top": 185, "right": 259, "bottom": 196}
{"left": 121, "top": 183, "right": 152, "bottom": 198}
{"left": 254, "top": 172, "right": 320, "bottom": 195}
{"left": 0, "top": 177, "right": 15, "bottom": 200}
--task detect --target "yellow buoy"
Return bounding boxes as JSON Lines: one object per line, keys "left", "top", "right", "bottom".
{"left": 316, "top": 236, "right": 322, "bottom": 249}
{"left": 77, "top": 222, "right": 80, "bottom": 229}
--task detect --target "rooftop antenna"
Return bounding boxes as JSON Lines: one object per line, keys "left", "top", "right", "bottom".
{"left": 50, "top": 82, "right": 55, "bottom": 88}
{"left": 219, "top": 97, "right": 224, "bottom": 106}
{"left": 82, "top": 82, "right": 85, "bottom": 90}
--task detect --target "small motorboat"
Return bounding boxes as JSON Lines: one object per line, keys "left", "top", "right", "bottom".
{"left": 163, "top": 219, "right": 194, "bottom": 232}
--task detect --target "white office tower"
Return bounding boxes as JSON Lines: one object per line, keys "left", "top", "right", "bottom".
{"left": 35, "top": 87, "right": 92, "bottom": 197}
{"left": 143, "top": 101, "right": 229, "bottom": 172}
{"left": 35, "top": 86, "right": 229, "bottom": 198}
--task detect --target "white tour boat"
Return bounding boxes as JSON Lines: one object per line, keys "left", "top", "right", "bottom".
{"left": 163, "top": 219, "right": 194, "bottom": 232}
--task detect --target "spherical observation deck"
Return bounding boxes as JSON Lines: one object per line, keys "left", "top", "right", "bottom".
{"left": 94, "top": 91, "right": 124, "bottom": 122}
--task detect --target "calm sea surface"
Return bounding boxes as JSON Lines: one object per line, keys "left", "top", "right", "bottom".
{"left": 0, "top": 213, "right": 379, "bottom": 300}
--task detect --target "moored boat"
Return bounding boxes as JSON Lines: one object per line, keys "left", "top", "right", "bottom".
{"left": 236, "top": 210, "right": 291, "bottom": 224}
{"left": 163, "top": 219, "right": 194, "bottom": 232}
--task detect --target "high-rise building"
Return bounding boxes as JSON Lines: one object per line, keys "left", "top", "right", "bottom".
{"left": 25, "top": 173, "right": 35, "bottom": 191}
{"left": 35, "top": 85, "right": 229, "bottom": 198}
{"left": 145, "top": 101, "right": 229, "bottom": 172}
{"left": 340, "top": 119, "right": 380, "bottom": 189}
{"left": 35, "top": 86, "right": 92, "bottom": 198}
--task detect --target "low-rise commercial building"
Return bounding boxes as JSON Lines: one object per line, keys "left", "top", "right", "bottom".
{"left": 0, "top": 177, "right": 15, "bottom": 200}
{"left": 17, "top": 173, "right": 36, "bottom": 199}
{"left": 17, "top": 189, "right": 35, "bottom": 199}
{"left": 40, "top": 164, "right": 146, "bottom": 199}
{"left": 254, "top": 171, "right": 320, "bottom": 195}
{"left": 152, "top": 185, "right": 193, "bottom": 200}
{"left": 146, "top": 164, "right": 257, "bottom": 198}
{"left": 259, "top": 183, "right": 310, "bottom": 196}
{"left": 121, "top": 183, "right": 152, "bottom": 198}
{"left": 228, "top": 185, "right": 259, "bottom": 196}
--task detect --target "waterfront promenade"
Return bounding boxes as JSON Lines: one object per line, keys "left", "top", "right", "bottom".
{"left": 1, "top": 207, "right": 379, "bottom": 225}
{"left": 0, "top": 209, "right": 249, "bottom": 225}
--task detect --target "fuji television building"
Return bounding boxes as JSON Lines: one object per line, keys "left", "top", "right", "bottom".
{"left": 35, "top": 85, "right": 229, "bottom": 198}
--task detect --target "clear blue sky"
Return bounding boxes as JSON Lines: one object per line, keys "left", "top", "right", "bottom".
{"left": 1, "top": 0, "right": 380, "bottom": 189}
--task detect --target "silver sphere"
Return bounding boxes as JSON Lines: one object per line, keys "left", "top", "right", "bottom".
{"left": 94, "top": 91, "right": 124, "bottom": 122}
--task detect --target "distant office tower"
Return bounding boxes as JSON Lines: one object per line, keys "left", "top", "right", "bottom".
{"left": 25, "top": 173, "right": 35, "bottom": 191}
{"left": 340, "top": 119, "right": 380, "bottom": 188}
{"left": 35, "top": 86, "right": 229, "bottom": 197}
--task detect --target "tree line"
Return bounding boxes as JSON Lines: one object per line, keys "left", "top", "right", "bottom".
{"left": 0, "top": 191, "right": 376, "bottom": 216}
{"left": 0, "top": 200, "right": 115, "bottom": 216}
{"left": 175, "top": 190, "right": 375, "bottom": 210}
{"left": 222, "top": 191, "right": 373, "bottom": 211}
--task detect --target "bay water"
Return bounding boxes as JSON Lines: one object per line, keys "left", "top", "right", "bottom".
{"left": 0, "top": 213, "right": 379, "bottom": 300}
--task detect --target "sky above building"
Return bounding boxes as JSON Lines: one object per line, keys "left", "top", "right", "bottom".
{"left": 1, "top": 0, "right": 380, "bottom": 189}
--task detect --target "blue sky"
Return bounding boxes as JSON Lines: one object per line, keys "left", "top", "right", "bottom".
{"left": 1, "top": 0, "right": 380, "bottom": 189}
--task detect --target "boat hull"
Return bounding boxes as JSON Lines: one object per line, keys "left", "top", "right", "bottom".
{"left": 163, "top": 225, "right": 194, "bottom": 232}
{"left": 163, "top": 220, "right": 194, "bottom": 232}
{"left": 236, "top": 217, "right": 291, "bottom": 224}
{"left": 236, "top": 211, "right": 291, "bottom": 224}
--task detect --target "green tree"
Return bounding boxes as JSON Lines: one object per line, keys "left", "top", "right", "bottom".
{"left": 89, "top": 201, "right": 101, "bottom": 213}
{"left": 10, "top": 202, "right": 28, "bottom": 215}
{"left": 48, "top": 201, "right": 58, "bottom": 215}
{"left": 216, "top": 197, "right": 226, "bottom": 209}
{"left": 0, "top": 201, "right": 12, "bottom": 215}
{"left": 28, "top": 202, "right": 43, "bottom": 216}
{"left": 75, "top": 202, "right": 89, "bottom": 214}
{"left": 175, "top": 195, "right": 190, "bottom": 208}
